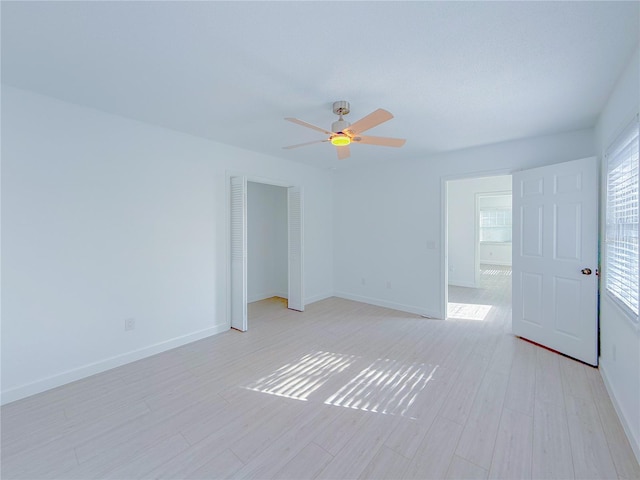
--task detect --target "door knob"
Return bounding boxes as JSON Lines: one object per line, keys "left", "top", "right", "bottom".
{"left": 581, "top": 268, "right": 592, "bottom": 275}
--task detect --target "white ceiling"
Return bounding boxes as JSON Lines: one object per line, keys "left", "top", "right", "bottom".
{"left": 2, "top": 1, "right": 638, "bottom": 170}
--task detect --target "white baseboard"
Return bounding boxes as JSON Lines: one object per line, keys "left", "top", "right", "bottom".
{"left": 305, "top": 292, "right": 334, "bottom": 305}
{"left": 248, "top": 293, "right": 268, "bottom": 303}
{"left": 600, "top": 361, "right": 640, "bottom": 464}
{"left": 334, "top": 292, "right": 441, "bottom": 319}
{"left": 247, "top": 292, "right": 330, "bottom": 307}
{"left": 1, "top": 323, "right": 229, "bottom": 405}
{"left": 248, "top": 292, "right": 288, "bottom": 303}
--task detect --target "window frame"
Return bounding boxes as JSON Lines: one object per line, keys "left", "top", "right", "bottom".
{"left": 478, "top": 196, "right": 512, "bottom": 244}
{"left": 604, "top": 115, "right": 639, "bottom": 326}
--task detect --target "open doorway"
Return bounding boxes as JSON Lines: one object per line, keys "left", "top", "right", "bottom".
{"left": 247, "top": 182, "right": 289, "bottom": 324}
{"left": 446, "top": 175, "right": 512, "bottom": 324}
{"left": 229, "top": 175, "right": 304, "bottom": 332}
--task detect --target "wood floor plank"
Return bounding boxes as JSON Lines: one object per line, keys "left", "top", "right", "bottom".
{"left": 1, "top": 399, "right": 150, "bottom": 461}
{"left": 404, "top": 367, "right": 459, "bottom": 426}
{"left": 229, "top": 403, "right": 333, "bottom": 479}
{"left": 315, "top": 413, "right": 395, "bottom": 480}
{"left": 102, "top": 434, "right": 190, "bottom": 479}
{"left": 445, "top": 455, "right": 489, "bottom": 480}
{"left": 273, "top": 442, "right": 333, "bottom": 480}
{"left": 471, "top": 330, "right": 502, "bottom": 360}
{"left": 359, "top": 445, "right": 409, "bottom": 479}
{"left": 73, "top": 393, "right": 229, "bottom": 464}
{"left": 142, "top": 368, "right": 240, "bottom": 412}
{"left": 488, "top": 407, "right": 533, "bottom": 479}
{"left": 534, "top": 347, "right": 564, "bottom": 406}
{"left": 384, "top": 416, "right": 430, "bottom": 459}
{"left": 184, "top": 450, "right": 245, "bottom": 480}
{"left": 487, "top": 335, "right": 517, "bottom": 376}
{"left": 559, "top": 355, "right": 593, "bottom": 400}
{"left": 180, "top": 396, "right": 284, "bottom": 450}
{"left": 440, "top": 324, "right": 478, "bottom": 372}
{"left": 455, "top": 371, "right": 509, "bottom": 470}
{"left": 311, "top": 407, "right": 367, "bottom": 457}
{"left": 227, "top": 400, "right": 307, "bottom": 464}
{"left": 439, "top": 353, "right": 489, "bottom": 425}
{"left": 532, "top": 399, "right": 575, "bottom": 480}
{"left": 143, "top": 441, "right": 243, "bottom": 479}
{"left": 403, "top": 415, "right": 464, "bottom": 479}
{"left": 565, "top": 394, "right": 618, "bottom": 480}
{"left": 0, "top": 441, "right": 78, "bottom": 480}
{"left": 503, "top": 339, "right": 536, "bottom": 416}
{"left": 2, "top": 371, "right": 125, "bottom": 425}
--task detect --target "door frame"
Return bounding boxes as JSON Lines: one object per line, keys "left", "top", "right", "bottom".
{"left": 226, "top": 171, "right": 304, "bottom": 330}
{"left": 441, "top": 169, "right": 512, "bottom": 320}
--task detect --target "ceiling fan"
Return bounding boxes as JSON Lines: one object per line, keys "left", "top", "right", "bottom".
{"left": 283, "top": 101, "right": 406, "bottom": 160}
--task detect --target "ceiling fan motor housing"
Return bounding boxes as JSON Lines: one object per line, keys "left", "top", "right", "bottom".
{"left": 332, "top": 119, "right": 351, "bottom": 133}
{"left": 332, "top": 100, "right": 350, "bottom": 116}
{"left": 331, "top": 101, "right": 351, "bottom": 132}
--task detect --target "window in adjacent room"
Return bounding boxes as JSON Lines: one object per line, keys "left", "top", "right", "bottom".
{"left": 479, "top": 195, "right": 512, "bottom": 243}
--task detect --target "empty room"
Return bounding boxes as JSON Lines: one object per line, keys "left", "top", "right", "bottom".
{"left": 2, "top": 2, "right": 639, "bottom": 479}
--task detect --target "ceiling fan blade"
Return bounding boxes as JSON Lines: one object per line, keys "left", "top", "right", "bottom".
{"left": 283, "top": 139, "right": 329, "bottom": 149}
{"left": 352, "top": 135, "right": 406, "bottom": 147}
{"left": 285, "top": 117, "right": 333, "bottom": 135}
{"left": 344, "top": 109, "right": 393, "bottom": 135}
{"left": 336, "top": 145, "right": 351, "bottom": 160}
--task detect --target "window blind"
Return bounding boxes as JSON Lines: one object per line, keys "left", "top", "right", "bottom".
{"left": 605, "top": 116, "right": 639, "bottom": 321}
{"left": 479, "top": 208, "right": 512, "bottom": 243}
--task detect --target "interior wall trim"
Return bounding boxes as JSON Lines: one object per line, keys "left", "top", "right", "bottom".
{"left": 334, "top": 292, "right": 441, "bottom": 319}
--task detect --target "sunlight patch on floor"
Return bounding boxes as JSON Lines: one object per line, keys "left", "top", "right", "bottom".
{"left": 448, "top": 302, "right": 492, "bottom": 321}
{"left": 480, "top": 267, "right": 512, "bottom": 276}
{"left": 243, "top": 351, "right": 355, "bottom": 401}
{"left": 323, "top": 359, "right": 438, "bottom": 417}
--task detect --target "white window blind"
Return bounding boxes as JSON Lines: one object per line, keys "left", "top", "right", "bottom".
{"left": 480, "top": 208, "right": 512, "bottom": 243}
{"left": 605, "top": 117, "right": 639, "bottom": 322}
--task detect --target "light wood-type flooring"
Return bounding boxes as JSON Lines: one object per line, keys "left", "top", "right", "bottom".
{"left": 2, "top": 265, "right": 639, "bottom": 479}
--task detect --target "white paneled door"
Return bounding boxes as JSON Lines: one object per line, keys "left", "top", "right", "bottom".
{"left": 512, "top": 157, "right": 598, "bottom": 366}
{"left": 230, "top": 176, "right": 248, "bottom": 331}
{"left": 288, "top": 186, "right": 304, "bottom": 311}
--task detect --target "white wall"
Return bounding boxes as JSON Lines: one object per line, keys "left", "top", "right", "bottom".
{"left": 448, "top": 176, "right": 512, "bottom": 287}
{"left": 247, "top": 182, "right": 287, "bottom": 302}
{"left": 1, "top": 86, "right": 334, "bottom": 403}
{"left": 333, "top": 128, "right": 594, "bottom": 318}
{"left": 595, "top": 44, "right": 640, "bottom": 460}
{"left": 479, "top": 243, "right": 511, "bottom": 266}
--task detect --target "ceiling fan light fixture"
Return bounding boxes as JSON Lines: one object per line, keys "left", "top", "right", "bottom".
{"left": 283, "top": 102, "right": 405, "bottom": 160}
{"left": 330, "top": 134, "right": 351, "bottom": 146}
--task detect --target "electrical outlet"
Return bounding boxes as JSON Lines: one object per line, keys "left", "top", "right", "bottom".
{"left": 125, "top": 318, "right": 136, "bottom": 331}
{"left": 612, "top": 344, "right": 617, "bottom": 362}
{"left": 361, "top": 278, "right": 366, "bottom": 286}
{"left": 386, "top": 281, "right": 392, "bottom": 289}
